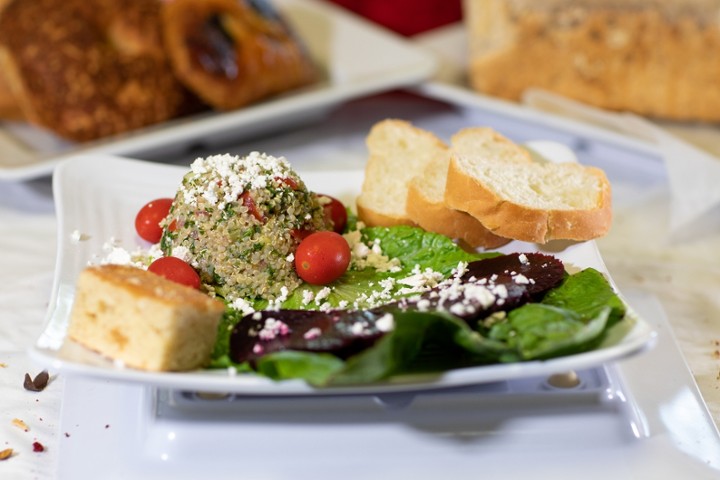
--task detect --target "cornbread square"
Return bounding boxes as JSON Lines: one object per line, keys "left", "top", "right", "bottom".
{"left": 67, "top": 264, "right": 226, "bottom": 371}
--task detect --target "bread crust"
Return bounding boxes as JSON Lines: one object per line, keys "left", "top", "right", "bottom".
{"left": 356, "top": 200, "right": 417, "bottom": 228}
{"left": 445, "top": 154, "right": 612, "bottom": 244}
{"left": 0, "top": 55, "right": 21, "bottom": 119}
{"left": 406, "top": 180, "right": 510, "bottom": 249}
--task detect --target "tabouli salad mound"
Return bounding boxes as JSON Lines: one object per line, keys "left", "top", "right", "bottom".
{"left": 86, "top": 151, "right": 627, "bottom": 385}
{"left": 158, "top": 152, "right": 330, "bottom": 301}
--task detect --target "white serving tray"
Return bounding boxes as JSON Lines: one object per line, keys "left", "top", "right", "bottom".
{"left": 54, "top": 292, "right": 720, "bottom": 479}
{"left": 44, "top": 82, "right": 720, "bottom": 479}
{"left": 30, "top": 148, "right": 654, "bottom": 395}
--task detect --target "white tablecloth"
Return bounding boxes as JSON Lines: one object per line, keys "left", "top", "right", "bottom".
{"left": 0, "top": 184, "right": 60, "bottom": 478}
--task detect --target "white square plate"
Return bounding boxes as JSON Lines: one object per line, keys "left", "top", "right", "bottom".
{"left": 29, "top": 153, "right": 656, "bottom": 395}
{"left": 0, "top": 0, "right": 435, "bottom": 181}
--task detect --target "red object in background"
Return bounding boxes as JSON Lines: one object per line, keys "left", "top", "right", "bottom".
{"left": 326, "top": 0, "right": 462, "bottom": 36}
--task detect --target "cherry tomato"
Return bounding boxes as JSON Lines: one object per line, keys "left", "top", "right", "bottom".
{"left": 135, "top": 198, "right": 173, "bottom": 243}
{"left": 317, "top": 194, "right": 347, "bottom": 234}
{"left": 291, "top": 229, "right": 312, "bottom": 241}
{"left": 148, "top": 256, "right": 201, "bottom": 289}
{"left": 295, "top": 231, "right": 351, "bottom": 285}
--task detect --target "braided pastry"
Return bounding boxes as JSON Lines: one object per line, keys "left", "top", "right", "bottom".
{"left": 162, "top": 0, "right": 317, "bottom": 110}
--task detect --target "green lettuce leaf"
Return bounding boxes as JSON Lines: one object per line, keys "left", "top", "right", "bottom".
{"left": 487, "top": 304, "right": 610, "bottom": 362}
{"left": 279, "top": 226, "right": 491, "bottom": 310}
{"left": 541, "top": 267, "right": 626, "bottom": 326}
{"left": 207, "top": 225, "right": 630, "bottom": 386}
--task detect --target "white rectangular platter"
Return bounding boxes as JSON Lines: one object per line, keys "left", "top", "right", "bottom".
{"left": 29, "top": 152, "right": 655, "bottom": 395}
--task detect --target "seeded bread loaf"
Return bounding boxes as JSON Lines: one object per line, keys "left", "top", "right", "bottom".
{"left": 445, "top": 147, "right": 612, "bottom": 244}
{"left": 67, "top": 264, "right": 226, "bottom": 371}
{"left": 464, "top": 0, "right": 720, "bottom": 121}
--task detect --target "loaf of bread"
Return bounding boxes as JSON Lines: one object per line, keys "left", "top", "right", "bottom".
{"left": 445, "top": 144, "right": 612, "bottom": 244}
{"left": 67, "top": 264, "right": 226, "bottom": 372}
{"left": 464, "top": 0, "right": 720, "bottom": 121}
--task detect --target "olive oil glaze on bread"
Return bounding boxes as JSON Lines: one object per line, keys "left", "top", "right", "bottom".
{"left": 162, "top": 0, "right": 317, "bottom": 111}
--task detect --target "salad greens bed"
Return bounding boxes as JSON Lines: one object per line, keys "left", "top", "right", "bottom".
{"left": 209, "top": 224, "right": 627, "bottom": 387}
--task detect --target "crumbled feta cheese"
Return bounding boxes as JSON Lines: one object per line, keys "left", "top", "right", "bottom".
{"left": 102, "top": 245, "right": 134, "bottom": 266}
{"left": 315, "top": 287, "right": 331, "bottom": 302}
{"left": 231, "top": 298, "right": 256, "bottom": 316}
{"left": 397, "top": 267, "right": 444, "bottom": 294}
{"left": 258, "top": 318, "right": 291, "bottom": 340}
{"left": 302, "top": 290, "right": 315, "bottom": 306}
{"left": 375, "top": 313, "right": 394, "bottom": 332}
{"left": 343, "top": 230, "right": 401, "bottom": 273}
{"left": 304, "top": 327, "right": 322, "bottom": 340}
{"left": 171, "top": 246, "right": 191, "bottom": 262}
{"left": 70, "top": 230, "right": 89, "bottom": 244}
{"left": 181, "top": 152, "right": 294, "bottom": 209}
{"left": 350, "top": 321, "right": 367, "bottom": 335}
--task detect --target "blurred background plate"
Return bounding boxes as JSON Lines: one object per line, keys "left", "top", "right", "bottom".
{"left": 0, "top": 0, "right": 436, "bottom": 181}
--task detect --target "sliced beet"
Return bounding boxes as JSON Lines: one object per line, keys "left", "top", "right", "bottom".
{"left": 461, "top": 252, "right": 565, "bottom": 298}
{"left": 229, "top": 308, "right": 389, "bottom": 364}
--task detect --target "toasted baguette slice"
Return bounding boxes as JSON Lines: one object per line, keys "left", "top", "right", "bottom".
{"left": 406, "top": 126, "right": 531, "bottom": 248}
{"left": 407, "top": 147, "right": 510, "bottom": 249}
{"left": 445, "top": 150, "right": 612, "bottom": 244}
{"left": 451, "top": 127, "right": 533, "bottom": 165}
{"left": 356, "top": 119, "right": 447, "bottom": 227}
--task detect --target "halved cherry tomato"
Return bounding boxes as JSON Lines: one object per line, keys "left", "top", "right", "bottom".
{"left": 148, "top": 256, "right": 201, "bottom": 289}
{"left": 294, "top": 231, "right": 351, "bottom": 285}
{"left": 317, "top": 194, "right": 347, "bottom": 234}
{"left": 135, "top": 198, "right": 173, "bottom": 243}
